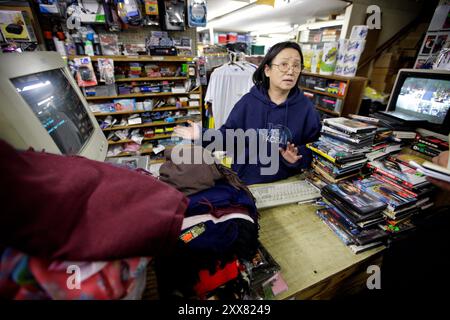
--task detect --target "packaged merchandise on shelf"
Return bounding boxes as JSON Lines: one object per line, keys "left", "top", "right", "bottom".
{"left": 350, "top": 25, "right": 369, "bottom": 41}
{"left": 97, "top": 58, "right": 115, "bottom": 84}
{"left": 113, "top": 99, "right": 136, "bottom": 112}
{"left": 99, "top": 34, "right": 120, "bottom": 56}
{"left": 320, "top": 42, "right": 338, "bottom": 75}
{"left": 73, "top": 56, "right": 98, "bottom": 87}
{"left": 89, "top": 103, "right": 116, "bottom": 113}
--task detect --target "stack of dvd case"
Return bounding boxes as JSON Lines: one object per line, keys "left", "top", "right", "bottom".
{"left": 306, "top": 117, "right": 377, "bottom": 188}
{"left": 410, "top": 134, "right": 449, "bottom": 158}
{"left": 364, "top": 154, "right": 437, "bottom": 236}
{"left": 317, "top": 180, "right": 389, "bottom": 254}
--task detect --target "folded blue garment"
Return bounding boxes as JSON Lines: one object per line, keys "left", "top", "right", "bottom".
{"left": 187, "top": 181, "right": 257, "bottom": 217}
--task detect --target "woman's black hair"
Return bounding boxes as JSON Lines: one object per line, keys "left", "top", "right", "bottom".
{"left": 252, "top": 41, "right": 304, "bottom": 90}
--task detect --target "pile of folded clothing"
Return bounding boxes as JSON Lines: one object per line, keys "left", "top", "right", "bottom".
{"left": 0, "top": 140, "right": 188, "bottom": 300}
{"left": 156, "top": 145, "right": 261, "bottom": 299}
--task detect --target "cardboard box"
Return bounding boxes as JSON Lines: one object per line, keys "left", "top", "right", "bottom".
{"left": 399, "top": 36, "right": 421, "bottom": 49}
{"left": 374, "top": 53, "right": 399, "bottom": 68}
{"left": 399, "top": 49, "right": 418, "bottom": 58}
{"left": 370, "top": 67, "right": 399, "bottom": 83}
{"left": 371, "top": 67, "right": 396, "bottom": 76}
{"left": 370, "top": 80, "right": 394, "bottom": 94}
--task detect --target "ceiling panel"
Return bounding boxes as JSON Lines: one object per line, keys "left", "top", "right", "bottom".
{"left": 205, "top": 0, "right": 348, "bottom": 33}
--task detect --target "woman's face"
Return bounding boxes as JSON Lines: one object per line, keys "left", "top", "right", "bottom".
{"left": 264, "top": 48, "right": 302, "bottom": 93}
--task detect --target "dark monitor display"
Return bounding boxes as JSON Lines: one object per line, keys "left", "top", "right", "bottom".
{"left": 11, "top": 69, "right": 94, "bottom": 155}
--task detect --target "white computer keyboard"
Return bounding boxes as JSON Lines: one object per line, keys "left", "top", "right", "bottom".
{"left": 249, "top": 180, "right": 321, "bottom": 209}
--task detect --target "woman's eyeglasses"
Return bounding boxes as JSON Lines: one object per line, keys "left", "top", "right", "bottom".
{"left": 271, "top": 62, "right": 303, "bottom": 73}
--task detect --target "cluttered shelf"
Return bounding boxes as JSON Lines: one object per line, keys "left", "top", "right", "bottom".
{"left": 315, "top": 105, "right": 340, "bottom": 116}
{"left": 300, "top": 72, "right": 367, "bottom": 116}
{"left": 301, "top": 71, "right": 366, "bottom": 82}
{"left": 107, "top": 134, "right": 172, "bottom": 145}
{"left": 93, "top": 106, "right": 200, "bottom": 116}
{"left": 107, "top": 149, "right": 153, "bottom": 158}
{"left": 68, "top": 55, "right": 193, "bottom": 62}
{"left": 300, "top": 86, "right": 345, "bottom": 99}
{"left": 115, "top": 76, "right": 188, "bottom": 82}
{"left": 102, "top": 119, "right": 189, "bottom": 131}
{"left": 85, "top": 90, "right": 201, "bottom": 101}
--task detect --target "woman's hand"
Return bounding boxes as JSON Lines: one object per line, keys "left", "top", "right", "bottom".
{"left": 432, "top": 150, "right": 449, "bottom": 167}
{"left": 173, "top": 120, "right": 201, "bottom": 140}
{"left": 280, "top": 142, "right": 302, "bottom": 164}
{"left": 428, "top": 151, "right": 450, "bottom": 192}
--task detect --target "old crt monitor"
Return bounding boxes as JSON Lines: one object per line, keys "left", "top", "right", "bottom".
{"left": 0, "top": 52, "right": 107, "bottom": 160}
{"left": 379, "top": 68, "right": 450, "bottom": 134}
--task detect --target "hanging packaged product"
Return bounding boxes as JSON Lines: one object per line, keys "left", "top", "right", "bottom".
{"left": 160, "top": 0, "right": 186, "bottom": 31}
{"left": 144, "top": 0, "right": 160, "bottom": 26}
{"left": 103, "top": 1, "right": 122, "bottom": 31}
{"left": 84, "top": 32, "right": 95, "bottom": 56}
{"left": 98, "top": 58, "right": 115, "bottom": 85}
{"left": 320, "top": 42, "right": 338, "bottom": 75}
{"left": 66, "top": 0, "right": 106, "bottom": 24}
{"left": 117, "top": 0, "right": 142, "bottom": 26}
{"left": 73, "top": 56, "right": 98, "bottom": 87}
{"left": 187, "top": 0, "right": 207, "bottom": 27}
{"left": 37, "top": 0, "right": 62, "bottom": 15}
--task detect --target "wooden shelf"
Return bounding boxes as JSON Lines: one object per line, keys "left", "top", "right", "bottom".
{"left": 108, "top": 134, "right": 173, "bottom": 145}
{"left": 300, "top": 87, "right": 344, "bottom": 99}
{"left": 115, "top": 76, "right": 188, "bottom": 82}
{"left": 300, "top": 72, "right": 367, "bottom": 116}
{"left": 70, "top": 55, "right": 193, "bottom": 62}
{"left": 315, "top": 105, "right": 340, "bottom": 116}
{"left": 107, "top": 149, "right": 153, "bottom": 158}
{"left": 150, "top": 159, "right": 166, "bottom": 165}
{"left": 85, "top": 91, "right": 200, "bottom": 101}
{"left": 301, "top": 71, "right": 366, "bottom": 82}
{"left": 93, "top": 106, "right": 200, "bottom": 116}
{"left": 102, "top": 119, "right": 190, "bottom": 131}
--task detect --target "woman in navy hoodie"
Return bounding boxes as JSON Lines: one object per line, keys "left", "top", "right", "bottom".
{"left": 174, "top": 41, "right": 321, "bottom": 185}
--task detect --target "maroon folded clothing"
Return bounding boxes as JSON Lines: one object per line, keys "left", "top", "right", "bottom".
{"left": 0, "top": 139, "right": 188, "bottom": 261}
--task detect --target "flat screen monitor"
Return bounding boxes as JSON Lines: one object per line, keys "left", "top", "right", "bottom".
{"left": 386, "top": 68, "right": 450, "bottom": 134}
{"left": 0, "top": 52, "right": 107, "bottom": 161}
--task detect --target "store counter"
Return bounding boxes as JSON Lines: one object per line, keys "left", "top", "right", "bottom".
{"left": 257, "top": 176, "right": 385, "bottom": 300}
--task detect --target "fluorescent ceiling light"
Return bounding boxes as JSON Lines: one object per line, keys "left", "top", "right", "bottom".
{"left": 207, "top": 4, "right": 273, "bottom": 28}
{"left": 21, "top": 81, "right": 51, "bottom": 92}
{"left": 250, "top": 23, "right": 294, "bottom": 35}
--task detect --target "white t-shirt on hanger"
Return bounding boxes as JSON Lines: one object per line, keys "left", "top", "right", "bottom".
{"left": 205, "top": 63, "right": 254, "bottom": 129}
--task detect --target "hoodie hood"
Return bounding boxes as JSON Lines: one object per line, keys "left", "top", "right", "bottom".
{"left": 250, "top": 85, "right": 302, "bottom": 107}
{"left": 250, "top": 85, "right": 303, "bottom": 132}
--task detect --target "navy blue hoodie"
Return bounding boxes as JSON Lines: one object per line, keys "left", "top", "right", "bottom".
{"left": 203, "top": 85, "right": 321, "bottom": 185}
